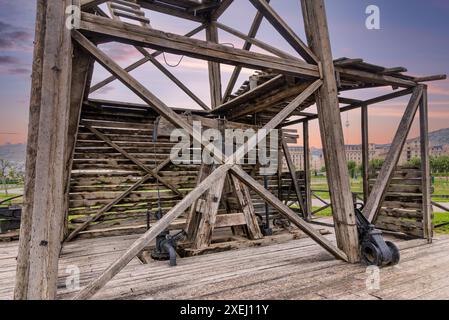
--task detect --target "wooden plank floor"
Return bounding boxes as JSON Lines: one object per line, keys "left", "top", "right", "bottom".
{"left": 1, "top": 227, "right": 449, "bottom": 300}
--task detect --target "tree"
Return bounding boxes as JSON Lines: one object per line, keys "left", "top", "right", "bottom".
{"left": 406, "top": 157, "right": 421, "bottom": 168}
{"left": 0, "top": 159, "right": 13, "bottom": 195}
{"left": 347, "top": 161, "right": 357, "bottom": 179}
{"left": 369, "top": 158, "right": 385, "bottom": 170}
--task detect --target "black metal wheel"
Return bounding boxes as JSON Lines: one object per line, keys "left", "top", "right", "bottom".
{"left": 361, "top": 242, "right": 382, "bottom": 266}
{"left": 385, "top": 241, "right": 400, "bottom": 265}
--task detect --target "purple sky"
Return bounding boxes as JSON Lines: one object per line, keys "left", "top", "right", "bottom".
{"left": 0, "top": 0, "right": 448, "bottom": 147}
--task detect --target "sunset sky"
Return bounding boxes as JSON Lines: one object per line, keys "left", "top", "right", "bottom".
{"left": 0, "top": 0, "right": 448, "bottom": 147}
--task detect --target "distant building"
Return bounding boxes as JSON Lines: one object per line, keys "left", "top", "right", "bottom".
{"left": 282, "top": 146, "right": 312, "bottom": 171}
{"left": 344, "top": 144, "right": 378, "bottom": 165}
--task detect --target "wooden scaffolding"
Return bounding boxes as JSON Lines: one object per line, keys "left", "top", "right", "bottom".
{"left": 15, "top": 0, "right": 446, "bottom": 299}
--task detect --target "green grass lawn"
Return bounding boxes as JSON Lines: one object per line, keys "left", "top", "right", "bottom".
{"left": 311, "top": 176, "right": 449, "bottom": 202}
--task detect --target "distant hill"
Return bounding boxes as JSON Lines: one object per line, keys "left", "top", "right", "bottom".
{"left": 427, "top": 128, "right": 449, "bottom": 146}
{"left": 0, "top": 143, "right": 26, "bottom": 170}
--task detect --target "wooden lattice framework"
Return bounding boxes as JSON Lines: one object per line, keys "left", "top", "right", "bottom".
{"left": 15, "top": 0, "right": 446, "bottom": 300}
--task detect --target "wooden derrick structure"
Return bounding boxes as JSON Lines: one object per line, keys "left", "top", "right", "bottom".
{"left": 14, "top": 0, "right": 446, "bottom": 299}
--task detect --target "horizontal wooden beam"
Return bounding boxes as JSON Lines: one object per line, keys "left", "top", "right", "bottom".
{"left": 79, "top": 12, "right": 320, "bottom": 79}
{"left": 282, "top": 87, "right": 414, "bottom": 126}
{"left": 336, "top": 66, "right": 417, "bottom": 88}
{"left": 89, "top": 24, "right": 205, "bottom": 93}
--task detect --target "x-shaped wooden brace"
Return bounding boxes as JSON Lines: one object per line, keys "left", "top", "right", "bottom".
{"left": 71, "top": 30, "right": 347, "bottom": 299}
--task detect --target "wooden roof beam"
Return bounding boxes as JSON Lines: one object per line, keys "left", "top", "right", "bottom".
{"left": 79, "top": 12, "right": 320, "bottom": 79}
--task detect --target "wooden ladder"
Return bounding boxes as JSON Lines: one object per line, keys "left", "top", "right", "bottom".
{"left": 107, "top": 0, "right": 151, "bottom": 28}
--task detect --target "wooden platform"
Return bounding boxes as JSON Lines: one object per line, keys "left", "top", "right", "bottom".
{"left": 1, "top": 226, "right": 449, "bottom": 300}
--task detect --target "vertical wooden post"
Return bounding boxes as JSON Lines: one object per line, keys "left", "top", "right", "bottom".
{"left": 15, "top": 0, "right": 74, "bottom": 299}
{"left": 361, "top": 104, "right": 370, "bottom": 203}
{"left": 301, "top": 0, "right": 359, "bottom": 262}
{"left": 206, "top": 22, "right": 222, "bottom": 108}
{"left": 420, "top": 86, "right": 433, "bottom": 242}
{"left": 303, "top": 121, "right": 312, "bottom": 219}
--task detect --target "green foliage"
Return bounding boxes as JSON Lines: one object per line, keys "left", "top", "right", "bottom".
{"left": 347, "top": 160, "right": 357, "bottom": 179}
{"left": 431, "top": 156, "right": 449, "bottom": 175}
{"left": 406, "top": 157, "right": 421, "bottom": 168}
{"left": 369, "top": 158, "right": 385, "bottom": 170}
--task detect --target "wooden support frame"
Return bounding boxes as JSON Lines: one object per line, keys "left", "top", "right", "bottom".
{"left": 89, "top": 25, "right": 206, "bottom": 94}
{"left": 363, "top": 85, "right": 424, "bottom": 222}
{"left": 248, "top": 0, "right": 318, "bottom": 64}
{"left": 78, "top": 12, "right": 320, "bottom": 79}
{"left": 71, "top": 79, "right": 349, "bottom": 299}
{"left": 15, "top": 0, "right": 75, "bottom": 300}
{"left": 301, "top": 0, "right": 359, "bottom": 263}
{"left": 419, "top": 86, "right": 433, "bottom": 242}
{"left": 361, "top": 104, "right": 369, "bottom": 203}
{"left": 222, "top": 2, "right": 266, "bottom": 102}
{"left": 303, "top": 121, "right": 312, "bottom": 220}
{"left": 206, "top": 21, "right": 222, "bottom": 109}
{"left": 281, "top": 139, "right": 307, "bottom": 216}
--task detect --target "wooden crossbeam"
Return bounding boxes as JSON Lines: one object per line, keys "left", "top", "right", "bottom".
{"left": 211, "top": 0, "right": 234, "bottom": 20}
{"left": 65, "top": 172, "right": 154, "bottom": 242}
{"left": 71, "top": 79, "right": 323, "bottom": 299}
{"left": 73, "top": 31, "right": 226, "bottom": 163}
{"left": 79, "top": 12, "right": 320, "bottom": 79}
{"left": 281, "top": 139, "right": 307, "bottom": 217}
{"left": 72, "top": 164, "right": 232, "bottom": 300}
{"left": 229, "top": 166, "right": 347, "bottom": 261}
{"left": 363, "top": 85, "right": 424, "bottom": 222}
{"left": 214, "top": 22, "right": 300, "bottom": 61}
{"left": 143, "top": 49, "right": 210, "bottom": 110}
{"left": 222, "top": 2, "right": 266, "bottom": 102}
{"left": 248, "top": 0, "right": 318, "bottom": 64}
{"left": 89, "top": 25, "right": 206, "bottom": 93}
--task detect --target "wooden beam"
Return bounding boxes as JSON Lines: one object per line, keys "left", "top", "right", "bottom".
{"left": 81, "top": 0, "right": 108, "bottom": 10}
{"left": 137, "top": 0, "right": 207, "bottom": 22}
{"left": 14, "top": 0, "right": 47, "bottom": 300}
{"left": 420, "top": 86, "right": 433, "bottom": 242}
{"left": 214, "top": 22, "right": 300, "bottom": 61}
{"left": 226, "top": 80, "right": 322, "bottom": 165}
{"left": 15, "top": 0, "right": 74, "bottom": 300}
{"left": 79, "top": 12, "right": 320, "bottom": 78}
{"left": 222, "top": 4, "right": 266, "bottom": 101}
{"left": 72, "top": 31, "right": 226, "bottom": 163}
{"left": 336, "top": 66, "right": 417, "bottom": 88}
{"left": 303, "top": 121, "right": 312, "bottom": 219}
{"left": 282, "top": 140, "right": 307, "bottom": 217}
{"left": 248, "top": 0, "right": 318, "bottom": 64}
{"left": 361, "top": 104, "right": 369, "bottom": 203}
{"left": 89, "top": 25, "right": 205, "bottom": 93}
{"left": 206, "top": 22, "right": 222, "bottom": 108}
{"left": 192, "top": 175, "right": 226, "bottom": 248}
{"left": 230, "top": 175, "right": 263, "bottom": 240}
{"left": 230, "top": 166, "right": 348, "bottom": 261}
{"left": 143, "top": 50, "right": 210, "bottom": 110}
{"left": 211, "top": 0, "right": 234, "bottom": 20}
{"left": 284, "top": 87, "right": 414, "bottom": 126}
{"left": 302, "top": 0, "right": 359, "bottom": 263}
{"left": 213, "top": 74, "right": 284, "bottom": 113}
{"left": 363, "top": 85, "right": 424, "bottom": 222}
{"left": 72, "top": 164, "right": 232, "bottom": 300}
